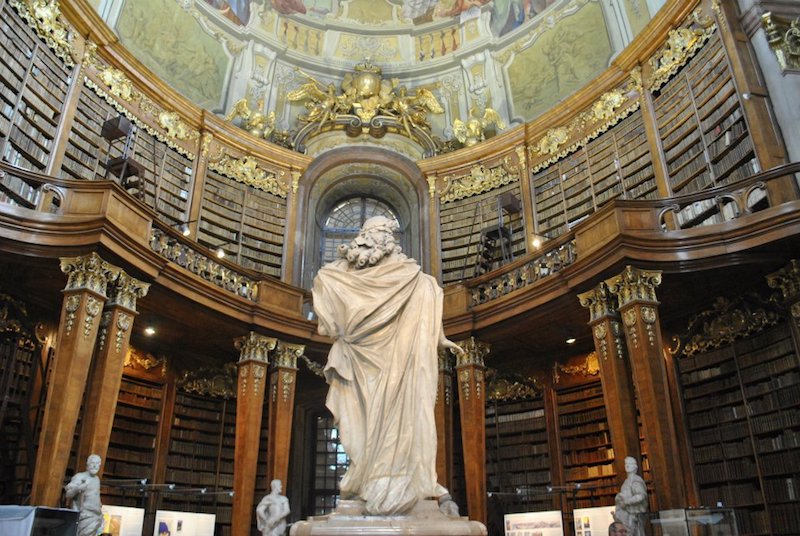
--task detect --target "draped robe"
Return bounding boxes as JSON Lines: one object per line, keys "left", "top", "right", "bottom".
{"left": 312, "top": 255, "right": 443, "bottom": 515}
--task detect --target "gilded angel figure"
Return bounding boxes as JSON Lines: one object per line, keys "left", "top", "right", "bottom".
{"left": 385, "top": 85, "right": 444, "bottom": 139}
{"left": 225, "top": 98, "right": 276, "bottom": 139}
{"left": 452, "top": 106, "right": 506, "bottom": 147}
{"left": 287, "top": 73, "right": 343, "bottom": 132}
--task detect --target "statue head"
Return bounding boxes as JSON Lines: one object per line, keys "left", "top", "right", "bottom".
{"left": 271, "top": 479, "right": 282, "bottom": 494}
{"left": 338, "top": 216, "right": 402, "bottom": 269}
{"left": 624, "top": 456, "right": 638, "bottom": 474}
{"left": 86, "top": 454, "right": 102, "bottom": 476}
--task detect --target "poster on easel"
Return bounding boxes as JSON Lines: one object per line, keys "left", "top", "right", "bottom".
{"left": 153, "top": 510, "right": 216, "bottom": 536}
{"left": 572, "top": 506, "right": 615, "bottom": 536}
{"left": 504, "top": 510, "right": 565, "bottom": 536}
{"left": 101, "top": 505, "right": 145, "bottom": 536}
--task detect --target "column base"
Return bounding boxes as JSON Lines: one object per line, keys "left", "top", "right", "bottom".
{"left": 290, "top": 499, "right": 487, "bottom": 535}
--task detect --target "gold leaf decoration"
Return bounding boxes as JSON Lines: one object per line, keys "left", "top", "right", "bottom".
{"left": 208, "top": 154, "right": 289, "bottom": 198}
{"left": 158, "top": 111, "right": 200, "bottom": 142}
{"left": 10, "top": 0, "right": 74, "bottom": 65}
{"left": 440, "top": 154, "right": 520, "bottom": 204}
{"left": 648, "top": 26, "right": 715, "bottom": 91}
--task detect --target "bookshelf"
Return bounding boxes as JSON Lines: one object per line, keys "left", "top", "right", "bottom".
{"left": 652, "top": 31, "right": 758, "bottom": 229}
{"left": 439, "top": 183, "right": 525, "bottom": 284}
{"left": 199, "top": 169, "right": 286, "bottom": 278}
{"left": 0, "top": 3, "right": 70, "bottom": 172}
{"left": 555, "top": 381, "right": 616, "bottom": 513}
{"left": 485, "top": 397, "right": 551, "bottom": 519}
{"left": 104, "top": 377, "right": 163, "bottom": 507}
{"left": 61, "top": 83, "right": 115, "bottom": 181}
{"left": 678, "top": 322, "right": 800, "bottom": 535}
{"left": 530, "top": 109, "right": 656, "bottom": 240}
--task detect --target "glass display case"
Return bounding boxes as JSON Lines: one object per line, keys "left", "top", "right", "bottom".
{"left": 642, "top": 508, "right": 738, "bottom": 536}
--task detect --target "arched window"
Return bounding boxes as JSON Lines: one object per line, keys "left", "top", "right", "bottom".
{"left": 320, "top": 196, "right": 403, "bottom": 266}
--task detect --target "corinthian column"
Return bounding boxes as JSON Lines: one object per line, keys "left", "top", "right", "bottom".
{"left": 232, "top": 333, "right": 277, "bottom": 536}
{"left": 578, "top": 281, "right": 641, "bottom": 481}
{"left": 267, "top": 341, "right": 303, "bottom": 488}
{"left": 436, "top": 348, "right": 455, "bottom": 492}
{"left": 77, "top": 271, "right": 150, "bottom": 472}
{"left": 455, "top": 337, "right": 489, "bottom": 524}
{"left": 606, "top": 266, "right": 687, "bottom": 509}
{"left": 31, "top": 253, "right": 119, "bottom": 506}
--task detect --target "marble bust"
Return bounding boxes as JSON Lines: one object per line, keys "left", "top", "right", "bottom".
{"left": 312, "top": 216, "right": 462, "bottom": 516}
{"left": 613, "top": 456, "right": 648, "bottom": 535}
{"left": 256, "top": 479, "right": 290, "bottom": 536}
{"left": 64, "top": 454, "right": 103, "bottom": 536}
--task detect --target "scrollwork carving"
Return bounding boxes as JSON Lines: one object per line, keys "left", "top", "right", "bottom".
{"left": 60, "top": 252, "right": 118, "bottom": 296}
{"left": 235, "top": 332, "right": 278, "bottom": 363}
{"left": 178, "top": 362, "right": 237, "bottom": 398}
{"left": 208, "top": 154, "right": 288, "bottom": 198}
{"left": 439, "top": 154, "right": 520, "bottom": 203}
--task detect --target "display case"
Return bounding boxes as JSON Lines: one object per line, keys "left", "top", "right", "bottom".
{"left": 643, "top": 508, "right": 738, "bottom": 536}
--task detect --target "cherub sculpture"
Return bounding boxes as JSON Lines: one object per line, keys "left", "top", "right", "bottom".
{"left": 287, "top": 72, "right": 343, "bottom": 132}
{"left": 385, "top": 85, "right": 444, "bottom": 139}
{"left": 225, "top": 98, "right": 276, "bottom": 139}
{"left": 453, "top": 106, "right": 506, "bottom": 147}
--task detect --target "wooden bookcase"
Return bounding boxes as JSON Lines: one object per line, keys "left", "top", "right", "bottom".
{"left": 485, "top": 397, "right": 551, "bottom": 517}
{"left": 531, "top": 109, "right": 656, "bottom": 240}
{"left": 652, "top": 31, "right": 758, "bottom": 228}
{"left": 60, "top": 83, "right": 116, "bottom": 182}
{"left": 555, "top": 381, "right": 616, "bottom": 512}
{"left": 0, "top": 3, "right": 70, "bottom": 172}
{"left": 439, "top": 183, "right": 525, "bottom": 284}
{"left": 678, "top": 322, "right": 800, "bottom": 535}
{"left": 104, "top": 377, "right": 163, "bottom": 506}
{"left": 199, "top": 169, "right": 286, "bottom": 277}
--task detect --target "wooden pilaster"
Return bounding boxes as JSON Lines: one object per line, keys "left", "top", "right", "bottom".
{"left": 427, "top": 174, "right": 442, "bottom": 281}
{"left": 184, "top": 131, "right": 212, "bottom": 240}
{"left": 578, "top": 282, "right": 641, "bottom": 480}
{"left": 231, "top": 333, "right": 277, "bottom": 536}
{"left": 30, "top": 253, "right": 118, "bottom": 506}
{"left": 455, "top": 337, "right": 489, "bottom": 524}
{"left": 435, "top": 348, "right": 455, "bottom": 491}
{"left": 281, "top": 172, "right": 301, "bottom": 284}
{"left": 266, "top": 341, "right": 302, "bottom": 488}
{"left": 606, "top": 266, "right": 687, "bottom": 510}
{"left": 77, "top": 272, "right": 150, "bottom": 470}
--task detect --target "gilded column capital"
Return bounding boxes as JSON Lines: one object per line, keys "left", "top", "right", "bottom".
{"left": 606, "top": 266, "right": 662, "bottom": 308}
{"left": 60, "top": 253, "right": 119, "bottom": 296}
{"left": 767, "top": 260, "right": 800, "bottom": 302}
{"left": 235, "top": 332, "right": 277, "bottom": 363}
{"left": 107, "top": 272, "right": 150, "bottom": 311}
{"left": 578, "top": 281, "right": 619, "bottom": 323}
{"left": 454, "top": 337, "right": 490, "bottom": 368}
{"left": 438, "top": 348, "right": 454, "bottom": 373}
{"left": 273, "top": 341, "right": 304, "bottom": 369}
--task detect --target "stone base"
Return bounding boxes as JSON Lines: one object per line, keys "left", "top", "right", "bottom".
{"left": 290, "top": 499, "right": 487, "bottom": 535}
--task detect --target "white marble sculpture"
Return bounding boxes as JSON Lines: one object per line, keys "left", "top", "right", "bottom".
{"left": 613, "top": 456, "right": 648, "bottom": 535}
{"left": 312, "top": 216, "right": 462, "bottom": 516}
{"left": 64, "top": 454, "right": 103, "bottom": 536}
{"left": 256, "top": 479, "right": 290, "bottom": 536}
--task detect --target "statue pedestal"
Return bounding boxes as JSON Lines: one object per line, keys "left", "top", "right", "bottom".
{"left": 290, "top": 500, "right": 487, "bottom": 535}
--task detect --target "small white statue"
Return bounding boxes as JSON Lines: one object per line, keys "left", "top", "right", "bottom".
{"left": 256, "top": 479, "right": 290, "bottom": 536}
{"left": 64, "top": 454, "right": 103, "bottom": 536}
{"left": 613, "top": 456, "right": 648, "bottom": 535}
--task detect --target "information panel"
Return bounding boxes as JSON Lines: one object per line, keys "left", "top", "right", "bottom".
{"left": 101, "top": 505, "right": 145, "bottom": 536}
{"left": 153, "top": 510, "right": 216, "bottom": 536}
{"left": 504, "top": 510, "right": 564, "bottom": 536}
{"left": 572, "top": 506, "right": 616, "bottom": 536}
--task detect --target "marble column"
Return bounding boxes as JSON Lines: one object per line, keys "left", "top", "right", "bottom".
{"left": 232, "top": 333, "right": 277, "bottom": 536}
{"left": 436, "top": 348, "right": 455, "bottom": 491}
{"left": 267, "top": 341, "right": 303, "bottom": 488}
{"left": 30, "top": 253, "right": 119, "bottom": 506}
{"left": 76, "top": 271, "right": 149, "bottom": 472}
{"left": 578, "top": 281, "right": 641, "bottom": 480}
{"left": 455, "top": 338, "right": 490, "bottom": 524}
{"left": 606, "top": 266, "right": 687, "bottom": 509}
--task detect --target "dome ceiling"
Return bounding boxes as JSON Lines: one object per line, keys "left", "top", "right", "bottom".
{"left": 94, "top": 0, "right": 663, "bottom": 151}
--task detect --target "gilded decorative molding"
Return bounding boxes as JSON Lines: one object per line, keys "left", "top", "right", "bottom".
{"left": 149, "top": 227, "right": 259, "bottom": 301}
{"left": 83, "top": 296, "right": 102, "bottom": 339}
{"left": 623, "top": 308, "right": 639, "bottom": 349}
{"left": 766, "top": 259, "right": 800, "bottom": 302}
{"left": 671, "top": 296, "right": 780, "bottom": 358}
{"left": 97, "top": 311, "right": 111, "bottom": 352}
{"left": 641, "top": 306, "right": 657, "bottom": 347}
{"left": 439, "top": 154, "right": 520, "bottom": 204}
{"left": 438, "top": 348, "right": 454, "bottom": 374}
{"left": 486, "top": 369, "right": 542, "bottom": 401}
{"left": 252, "top": 363, "right": 266, "bottom": 396}
{"left": 427, "top": 175, "right": 437, "bottom": 199}
{"left": 605, "top": 266, "right": 662, "bottom": 308}
{"left": 761, "top": 13, "right": 800, "bottom": 73}
{"left": 124, "top": 347, "right": 166, "bottom": 374}
{"left": 578, "top": 281, "right": 618, "bottom": 323}
{"left": 178, "top": 362, "right": 237, "bottom": 398}
{"left": 208, "top": 154, "right": 289, "bottom": 198}
{"left": 63, "top": 295, "right": 81, "bottom": 336}
{"left": 157, "top": 111, "right": 201, "bottom": 142}
{"left": 60, "top": 252, "right": 118, "bottom": 296}
{"left": 114, "top": 312, "right": 131, "bottom": 353}
{"left": 280, "top": 370, "right": 294, "bottom": 401}
{"left": 9, "top": 0, "right": 74, "bottom": 66}
{"left": 299, "top": 354, "right": 325, "bottom": 377}
{"left": 553, "top": 352, "right": 600, "bottom": 384}
{"left": 611, "top": 320, "right": 624, "bottom": 360}
{"left": 455, "top": 337, "right": 490, "bottom": 368}
{"left": 274, "top": 341, "right": 304, "bottom": 369}
{"left": 235, "top": 332, "right": 278, "bottom": 363}
{"left": 648, "top": 26, "right": 715, "bottom": 91}
{"left": 107, "top": 272, "right": 150, "bottom": 312}
{"left": 593, "top": 323, "right": 608, "bottom": 360}
{"left": 291, "top": 171, "right": 301, "bottom": 194}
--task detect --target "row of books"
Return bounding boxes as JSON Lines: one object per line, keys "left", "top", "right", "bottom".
{"left": 695, "top": 457, "right": 758, "bottom": 484}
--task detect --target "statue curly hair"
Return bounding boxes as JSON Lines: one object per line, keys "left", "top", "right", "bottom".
{"left": 338, "top": 216, "right": 403, "bottom": 269}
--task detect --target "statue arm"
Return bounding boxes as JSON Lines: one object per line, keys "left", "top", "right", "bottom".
{"left": 64, "top": 473, "right": 87, "bottom": 501}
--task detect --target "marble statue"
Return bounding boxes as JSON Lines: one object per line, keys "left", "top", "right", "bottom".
{"left": 64, "top": 454, "right": 103, "bottom": 536}
{"left": 312, "top": 216, "right": 463, "bottom": 516}
{"left": 613, "top": 456, "right": 648, "bottom": 535}
{"left": 256, "top": 479, "right": 291, "bottom": 536}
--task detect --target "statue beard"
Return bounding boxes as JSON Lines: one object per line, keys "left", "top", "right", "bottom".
{"left": 338, "top": 239, "right": 401, "bottom": 270}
